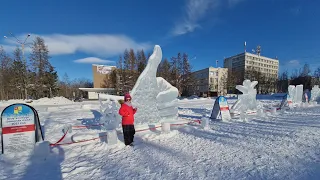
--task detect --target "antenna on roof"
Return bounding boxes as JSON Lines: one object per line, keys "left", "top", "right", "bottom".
{"left": 244, "top": 41, "right": 246, "bottom": 53}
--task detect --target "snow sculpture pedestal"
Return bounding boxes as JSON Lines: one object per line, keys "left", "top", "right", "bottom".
{"left": 161, "top": 122, "right": 171, "bottom": 133}
{"left": 131, "top": 45, "right": 179, "bottom": 125}
{"left": 106, "top": 130, "right": 118, "bottom": 145}
{"left": 201, "top": 117, "right": 209, "bottom": 130}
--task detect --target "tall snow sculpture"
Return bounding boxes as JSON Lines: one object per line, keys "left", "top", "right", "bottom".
{"left": 296, "top": 85, "right": 303, "bottom": 103}
{"left": 131, "top": 45, "right": 179, "bottom": 124}
{"left": 288, "top": 85, "right": 296, "bottom": 103}
{"left": 311, "top": 85, "right": 320, "bottom": 102}
{"left": 235, "top": 79, "right": 258, "bottom": 111}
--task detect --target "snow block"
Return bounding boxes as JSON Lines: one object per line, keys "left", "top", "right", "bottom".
{"left": 107, "top": 130, "right": 118, "bottom": 145}
{"left": 62, "top": 124, "right": 72, "bottom": 134}
{"left": 201, "top": 117, "right": 209, "bottom": 130}
{"left": 34, "top": 141, "right": 50, "bottom": 159}
{"left": 161, "top": 122, "right": 171, "bottom": 133}
{"left": 257, "top": 109, "right": 264, "bottom": 117}
{"left": 271, "top": 107, "right": 277, "bottom": 114}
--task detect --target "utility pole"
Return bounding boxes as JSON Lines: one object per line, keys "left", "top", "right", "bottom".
{"left": 4, "top": 33, "right": 31, "bottom": 100}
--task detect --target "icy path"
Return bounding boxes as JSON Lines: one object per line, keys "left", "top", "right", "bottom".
{"left": 1, "top": 103, "right": 320, "bottom": 180}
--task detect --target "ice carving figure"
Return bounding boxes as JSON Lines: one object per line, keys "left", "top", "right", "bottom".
{"left": 131, "top": 45, "right": 179, "bottom": 124}
{"left": 99, "top": 98, "right": 121, "bottom": 130}
{"left": 311, "top": 85, "right": 320, "bottom": 102}
{"left": 235, "top": 79, "right": 258, "bottom": 111}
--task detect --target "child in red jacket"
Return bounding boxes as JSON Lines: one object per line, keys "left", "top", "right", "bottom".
{"left": 119, "top": 93, "right": 137, "bottom": 146}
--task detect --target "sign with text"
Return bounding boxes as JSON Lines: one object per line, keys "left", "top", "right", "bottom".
{"left": 210, "top": 96, "right": 231, "bottom": 121}
{"left": 1, "top": 104, "right": 43, "bottom": 154}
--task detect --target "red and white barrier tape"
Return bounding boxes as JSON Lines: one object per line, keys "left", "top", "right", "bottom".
{"left": 49, "top": 119, "right": 201, "bottom": 147}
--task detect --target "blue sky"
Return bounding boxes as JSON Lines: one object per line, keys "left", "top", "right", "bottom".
{"left": 0, "top": 0, "right": 319, "bottom": 80}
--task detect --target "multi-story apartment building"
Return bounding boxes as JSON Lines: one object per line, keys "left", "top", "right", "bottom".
{"left": 186, "top": 67, "right": 228, "bottom": 97}
{"left": 224, "top": 52, "right": 279, "bottom": 81}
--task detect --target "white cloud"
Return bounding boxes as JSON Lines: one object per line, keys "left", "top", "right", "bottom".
{"left": 73, "top": 57, "right": 115, "bottom": 64}
{"left": 287, "top": 60, "right": 301, "bottom": 67}
{"left": 171, "top": 0, "right": 245, "bottom": 36}
{"left": 1, "top": 33, "right": 152, "bottom": 57}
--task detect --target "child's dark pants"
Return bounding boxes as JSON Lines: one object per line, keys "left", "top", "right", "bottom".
{"left": 122, "top": 125, "right": 135, "bottom": 145}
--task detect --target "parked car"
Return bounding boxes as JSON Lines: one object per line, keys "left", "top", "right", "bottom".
{"left": 74, "top": 97, "right": 83, "bottom": 102}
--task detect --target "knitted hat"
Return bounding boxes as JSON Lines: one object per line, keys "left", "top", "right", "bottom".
{"left": 124, "top": 93, "right": 131, "bottom": 101}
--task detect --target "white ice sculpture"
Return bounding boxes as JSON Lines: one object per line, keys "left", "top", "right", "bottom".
{"left": 99, "top": 98, "right": 121, "bottom": 130}
{"left": 131, "top": 45, "right": 179, "bottom": 124}
{"left": 235, "top": 79, "right": 258, "bottom": 111}
{"left": 311, "top": 85, "right": 320, "bottom": 102}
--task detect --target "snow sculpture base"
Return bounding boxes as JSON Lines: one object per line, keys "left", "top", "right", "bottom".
{"left": 161, "top": 123, "right": 171, "bottom": 133}
{"left": 131, "top": 45, "right": 179, "bottom": 125}
{"left": 201, "top": 117, "right": 209, "bottom": 129}
{"left": 107, "top": 130, "right": 118, "bottom": 145}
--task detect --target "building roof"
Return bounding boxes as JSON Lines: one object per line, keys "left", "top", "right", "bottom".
{"left": 224, "top": 52, "right": 278, "bottom": 61}
{"left": 79, "top": 88, "right": 116, "bottom": 92}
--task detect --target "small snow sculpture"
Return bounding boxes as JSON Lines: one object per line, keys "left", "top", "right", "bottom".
{"left": 106, "top": 130, "right": 118, "bottom": 145}
{"left": 99, "top": 98, "right": 121, "bottom": 130}
{"left": 131, "top": 45, "right": 179, "bottom": 124}
{"left": 235, "top": 79, "right": 258, "bottom": 111}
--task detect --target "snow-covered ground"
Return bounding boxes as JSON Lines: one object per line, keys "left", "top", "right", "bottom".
{"left": 1, "top": 96, "right": 320, "bottom": 180}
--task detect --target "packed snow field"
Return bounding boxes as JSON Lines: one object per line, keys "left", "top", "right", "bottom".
{"left": 1, "top": 96, "right": 320, "bottom": 180}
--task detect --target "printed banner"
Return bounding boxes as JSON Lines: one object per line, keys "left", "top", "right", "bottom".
{"left": 96, "top": 65, "right": 113, "bottom": 74}
{"left": 218, "top": 96, "right": 231, "bottom": 121}
{"left": 1, "top": 104, "right": 43, "bottom": 154}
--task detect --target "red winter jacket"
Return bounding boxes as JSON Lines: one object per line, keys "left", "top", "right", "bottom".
{"left": 119, "top": 103, "right": 137, "bottom": 125}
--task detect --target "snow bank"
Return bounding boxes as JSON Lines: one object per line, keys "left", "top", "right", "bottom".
{"left": 32, "top": 97, "right": 73, "bottom": 105}
{"left": 98, "top": 94, "right": 123, "bottom": 101}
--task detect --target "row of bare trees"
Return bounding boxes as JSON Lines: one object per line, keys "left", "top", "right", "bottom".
{"left": 103, "top": 49, "right": 194, "bottom": 96}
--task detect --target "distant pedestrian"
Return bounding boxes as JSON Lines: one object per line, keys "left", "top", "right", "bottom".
{"left": 119, "top": 93, "right": 137, "bottom": 146}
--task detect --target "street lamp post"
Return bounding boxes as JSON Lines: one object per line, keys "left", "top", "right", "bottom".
{"left": 4, "top": 33, "right": 31, "bottom": 100}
